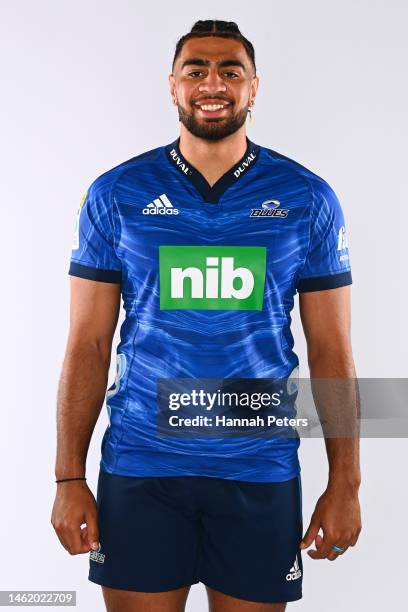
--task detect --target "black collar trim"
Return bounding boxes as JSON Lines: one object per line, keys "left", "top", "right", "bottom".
{"left": 165, "top": 137, "right": 260, "bottom": 204}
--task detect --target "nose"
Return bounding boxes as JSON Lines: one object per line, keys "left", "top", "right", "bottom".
{"left": 198, "top": 69, "right": 227, "bottom": 94}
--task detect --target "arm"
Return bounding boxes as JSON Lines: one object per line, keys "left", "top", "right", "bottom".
{"left": 299, "top": 286, "right": 362, "bottom": 560}
{"left": 51, "top": 276, "right": 121, "bottom": 554}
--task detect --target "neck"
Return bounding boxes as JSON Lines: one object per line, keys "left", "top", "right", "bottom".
{"left": 178, "top": 125, "right": 248, "bottom": 186}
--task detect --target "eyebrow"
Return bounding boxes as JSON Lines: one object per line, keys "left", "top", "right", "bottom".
{"left": 181, "top": 58, "right": 246, "bottom": 71}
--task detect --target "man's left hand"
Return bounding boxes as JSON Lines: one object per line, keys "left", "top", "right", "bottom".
{"left": 300, "top": 483, "right": 362, "bottom": 561}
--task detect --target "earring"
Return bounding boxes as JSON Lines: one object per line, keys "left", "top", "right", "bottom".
{"left": 248, "top": 105, "right": 254, "bottom": 128}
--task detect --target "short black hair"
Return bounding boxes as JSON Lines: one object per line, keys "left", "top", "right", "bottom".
{"left": 172, "top": 20, "right": 256, "bottom": 73}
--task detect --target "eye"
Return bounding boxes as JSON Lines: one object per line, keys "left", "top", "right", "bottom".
{"left": 188, "top": 70, "right": 205, "bottom": 78}
{"left": 223, "top": 71, "right": 240, "bottom": 79}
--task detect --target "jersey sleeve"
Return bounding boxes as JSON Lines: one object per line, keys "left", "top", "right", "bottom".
{"left": 296, "top": 179, "right": 352, "bottom": 292}
{"left": 68, "top": 176, "right": 122, "bottom": 283}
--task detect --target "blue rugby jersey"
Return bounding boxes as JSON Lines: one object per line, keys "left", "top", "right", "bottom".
{"left": 69, "top": 138, "right": 352, "bottom": 482}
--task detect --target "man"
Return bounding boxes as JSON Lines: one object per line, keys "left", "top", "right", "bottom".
{"left": 52, "top": 20, "right": 361, "bottom": 612}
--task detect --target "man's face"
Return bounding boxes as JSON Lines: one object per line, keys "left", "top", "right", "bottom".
{"left": 169, "top": 37, "right": 259, "bottom": 141}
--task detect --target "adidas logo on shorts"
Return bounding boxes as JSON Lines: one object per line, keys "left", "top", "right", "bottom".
{"left": 143, "top": 194, "right": 179, "bottom": 215}
{"left": 286, "top": 554, "right": 302, "bottom": 581}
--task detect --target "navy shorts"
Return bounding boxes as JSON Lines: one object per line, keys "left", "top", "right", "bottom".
{"left": 89, "top": 469, "right": 303, "bottom": 604}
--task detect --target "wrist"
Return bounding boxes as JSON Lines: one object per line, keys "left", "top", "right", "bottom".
{"left": 55, "top": 473, "right": 86, "bottom": 482}
{"left": 55, "top": 477, "right": 87, "bottom": 487}
{"left": 328, "top": 469, "right": 361, "bottom": 492}
{"left": 55, "top": 465, "right": 86, "bottom": 481}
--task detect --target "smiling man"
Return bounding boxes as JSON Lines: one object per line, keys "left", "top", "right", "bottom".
{"left": 52, "top": 20, "right": 362, "bottom": 612}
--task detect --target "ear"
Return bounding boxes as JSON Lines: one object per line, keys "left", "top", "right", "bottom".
{"left": 250, "top": 75, "right": 260, "bottom": 104}
{"left": 169, "top": 73, "right": 176, "bottom": 103}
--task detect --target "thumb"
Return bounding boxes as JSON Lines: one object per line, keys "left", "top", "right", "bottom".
{"left": 85, "top": 512, "right": 100, "bottom": 551}
{"left": 300, "top": 516, "right": 320, "bottom": 549}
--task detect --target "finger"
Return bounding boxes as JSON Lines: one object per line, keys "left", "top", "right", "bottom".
{"left": 308, "top": 533, "right": 337, "bottom": 559}
{"left": 52, "top": 520, "right": 75, "bottom": 553}
{"left": 63, "top": 522, "right": 86, "bottom": 555}
{"left": 55, "top": 529, "right": 70, "bottom": 552}
{"left": 305, "top": 532, "right": 324, "bottom": 559}
{"left": 80, "top": 525, "right": 91, "bottom": 553}
{"left": 300, "top": 518, "right": 320, "bottom": 549}
{"left": 311, "top": 536, "right": 351, "bottom": 560}
{"left": 335, "top": 543, "right": 349, "bottom": 552}
{"left": 75, "top": 524, "right": 94, "bottom": 554}
{"left": 326, "top": 549, "right": 339, "bottom": 561}
{"left": 84, "top": 511, "right": 100, "bottom": 552}
{"left": 308, "top": 548, "right": 324, "bottom": 559}
{"left": 80, "top": 525, "right": 88, "bottom": 542}
{"left": 350, "top": 528, "right": 362, "bottom": 547}
{"left": 328, "top": 541, "right": 350, "bottom": 560}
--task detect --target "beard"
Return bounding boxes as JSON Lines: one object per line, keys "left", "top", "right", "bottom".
{"left": 177, "top": 103, "right": 248, "bottom": 141}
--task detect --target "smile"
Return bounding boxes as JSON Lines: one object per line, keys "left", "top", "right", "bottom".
{"left": 194, "top": 102, "right": 231, "bottom": 112}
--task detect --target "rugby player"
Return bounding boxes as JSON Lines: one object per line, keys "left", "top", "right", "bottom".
{"left": 52, "top": 20, "right": 361, "bottom": 612}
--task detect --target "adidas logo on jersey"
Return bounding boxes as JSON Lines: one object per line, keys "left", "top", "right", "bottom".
{"left": 143, "top": 194, "right": 179, "bottom": 215}
{"left": 286, "top": 555, "right": 302, "bottom": 581}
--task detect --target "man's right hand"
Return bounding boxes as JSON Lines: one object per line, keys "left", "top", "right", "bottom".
{"left": 51, "top": 481, "right": 100, "bottom": 555}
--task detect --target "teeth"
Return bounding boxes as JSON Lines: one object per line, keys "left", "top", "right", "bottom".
{"left": 199, "top": 104, "right": 225, "bottom": 111}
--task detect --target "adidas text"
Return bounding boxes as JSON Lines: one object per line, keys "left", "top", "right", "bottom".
{"left": 143, "top": 194, "right": 179, "bottom": 215}
{"left": 286, "top": 555, "right": 302, "bottom": 581}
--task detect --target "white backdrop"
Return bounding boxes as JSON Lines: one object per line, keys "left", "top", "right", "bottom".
{"left": 2, "top": 0, "right": 407, "bottom": 610}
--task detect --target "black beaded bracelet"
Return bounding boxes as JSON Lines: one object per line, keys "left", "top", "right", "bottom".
{"left": 55, "top": 477, "right": 87, "bottom": 483}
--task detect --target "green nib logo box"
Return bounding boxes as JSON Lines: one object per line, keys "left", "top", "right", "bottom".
{"left": 159, "top": 246, "right": 266, "bottom": 311}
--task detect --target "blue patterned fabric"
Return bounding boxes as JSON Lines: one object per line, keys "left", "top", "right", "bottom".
{"left": 69, "top": 139, "right": 352, "bottom": 482}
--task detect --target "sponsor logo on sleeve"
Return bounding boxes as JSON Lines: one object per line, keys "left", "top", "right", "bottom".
{"left": 72, "top": 190, "right": 87, "bottom": 250}
{"left": 337, "top": 226, "right": 349, "bottom": 261}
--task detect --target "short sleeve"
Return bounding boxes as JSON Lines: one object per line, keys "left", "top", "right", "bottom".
{"left": 69, "top": 177, "right": 122, "bottom": 283}
{"left": 296, "top": 179, "right": 352, "bottom": 292}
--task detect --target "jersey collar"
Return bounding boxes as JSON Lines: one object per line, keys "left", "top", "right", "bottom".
{"left": 165, "top": 137, "right": 260, "bottom": 204}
